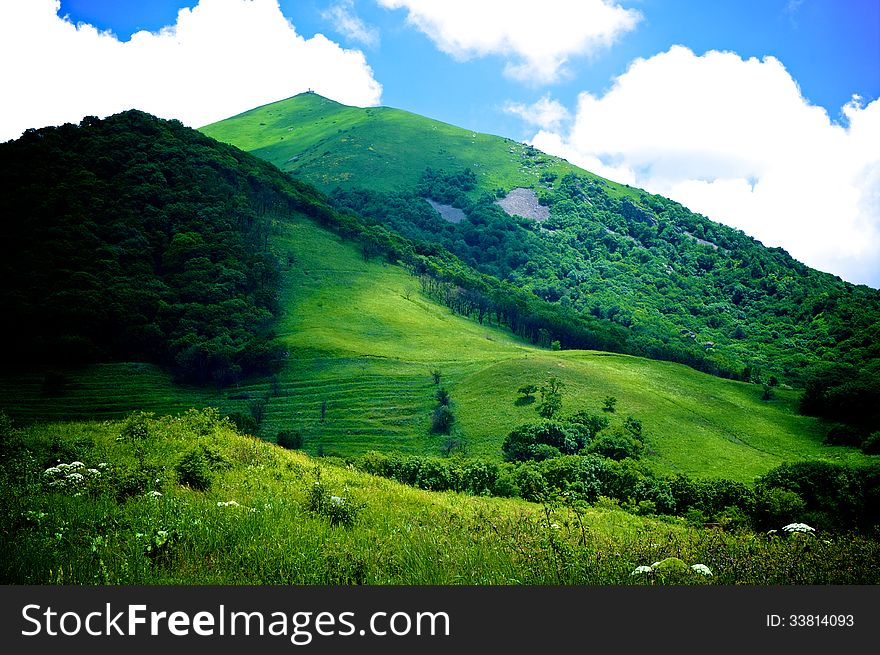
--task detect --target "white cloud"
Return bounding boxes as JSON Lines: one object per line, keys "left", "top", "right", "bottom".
{"left": 0, "top": 0, "right": 382, "bottom": 142}
{"left": 503, "top": 95, "right": 570, "bottom": 130}
{"left": 376, "top": 0, "right": 640, "bottom": 83}
{"left": 527, "top": 46, "right": 880, "bottom": 288}
{"left": 322, "top": 0, "right": 380, "bottom": 48}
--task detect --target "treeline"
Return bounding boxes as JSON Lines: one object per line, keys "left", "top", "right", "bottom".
{"left": 351, "top": 450, "right": 880, "bottom": 534}
{"left": 0, "top": 110, "right": 300, "bottom": 385}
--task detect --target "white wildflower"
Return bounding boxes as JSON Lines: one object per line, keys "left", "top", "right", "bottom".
{"left": 146, "top": 491, "right": 162, "bottom": 498}
{"left": 782, "top": 523, "right": 815, "bottom": 534}
{"left": 217, "top": 500, "right": 241, "bottom": 507}
{"left": 66, "top": 472, "right": 84, "bottom": 482}
{"left": 69, "top": 461, "right": 85, "bottom": 470}
{"left": 43, "top": 467, "right": 61, "bottom": 476}
{"left": 97, "top": 463, "right": 109, "bottom": 469}
{"left": 87, "top": 468, "right": 100, "bottom": 475}
{"left": 690, "top": 564, "right": 713, "bottom": 576}
{"left": 550, "top": 523, "right": 560, "bottom": 529}
{"left": 631, "top": 566, "right": 654, "bottom": 575}
{"left": 330, "top": 495, "right": 345, "bottom": 506}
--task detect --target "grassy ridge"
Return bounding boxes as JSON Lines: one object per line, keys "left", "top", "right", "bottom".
{"left": 3, "top": 413, "right": 878, "bottom": 585}
{"left": 200, "top": 93, "right": 623, "bottom": 197}
{"left": 3, "top": 213, "right": 871, "bottom": 483}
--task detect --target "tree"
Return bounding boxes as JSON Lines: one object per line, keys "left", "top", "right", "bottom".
{"left": 602, "top": 396, "right": 617, "bottom": 413}
{"left": 516, "top": 383, "right": 538, "bottom": 404}
{"left": 538, "top": 376, "right": 565, "bottom": 419}
{"left": 431, "top": 405, "right": 455, "bottom": 434}
{"left": 277, "top": 430, "right": 303, "bottom": 450}
{"left": 436, "top": 387, "right": 450, "bottom": 406}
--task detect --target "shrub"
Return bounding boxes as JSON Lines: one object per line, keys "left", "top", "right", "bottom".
{"left": 587, "top": 430, "right": 643, "bottom": 461}
{"left": 226, "top": 412, "right": 259, "bottom": 435}
{"left": 175, "top": 445, "right": 228, "bottom": 491}
{"left": 276, "top": 430, "right": 303, "bottom": 450}
{"left": 120, "top": 411, "right": 154, "bottom": 440}
{"left": 513, "top": 465, "right": 547, "bottom": 502}
{"left": 862, "top": 432, "right": 880, "bottom": 454}
{"left": 306, "top": 477, "right": 364, "bottom": 528}
{"left": 431, "top": 405, "right": 455, "bottom": 434}
{"left": 502, "top": 422, "right": 579, "bottom": 461}
{"left": 823, "top": 424, "right": 863, "bottom": 447}
{"left": 754, "top": 487, "right": 807, "bottom": 531}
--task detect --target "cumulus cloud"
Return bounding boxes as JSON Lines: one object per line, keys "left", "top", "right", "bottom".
{"left": 0, "top": 0, "right": 382, "bottom": 142}
{"left": 376, "top": 0, "right": 640, "bottom": 83}
{"left": 503, "top": 95, "right": 571, "bottom": 130}
{"left": 322, "top": 0, "right": 380, "bottom": 48}
{"left": 528, "top": 46, "right": 880, "bottom": 287}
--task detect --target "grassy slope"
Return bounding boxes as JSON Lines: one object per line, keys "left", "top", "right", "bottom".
{"left": 3, "top": 212, "right": 870, "bottom": 483}
{"left": 200, "top": 93, "right": 627, "bottom": 197}
{"left": 8, "top": 415, "right": 877, "bottom": 585}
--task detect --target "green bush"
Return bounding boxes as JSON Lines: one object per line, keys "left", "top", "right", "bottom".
{"left": 587, "top": 430, "right": 643, "bottom": 461}
{"left": 277, "top": 430, "right": 303, "bottom": 450}
{"left": 862, "top": 432, "right": 880, "bottom": 454}
{"left": 306, "top": 477, "right": 364, "bottom": 528}
{"left": 120, "top": 411, "right": 154, "bottom": 441}
{"left": 175, "top": 445, "right": 228, "bottom": 491}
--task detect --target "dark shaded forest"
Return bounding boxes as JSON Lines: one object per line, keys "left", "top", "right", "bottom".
{"left": 0, "top": 111, "right": 295, "bottom": 385}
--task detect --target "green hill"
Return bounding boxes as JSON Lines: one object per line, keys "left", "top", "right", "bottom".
{"left": 200, "top": 93, "right": 603, "bottom": 195}
{"left": 1, "top": 167, "right": 869, "bottom": 483}
{"left": 202, "top": 94, "right": 880, "bottom": 438}
{"left": 2, "top": 110, "right": 879, "bottom": 587}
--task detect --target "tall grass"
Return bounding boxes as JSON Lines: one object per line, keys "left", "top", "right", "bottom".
{"left": 2, "top": 412, "right": 878, "bottom": 585}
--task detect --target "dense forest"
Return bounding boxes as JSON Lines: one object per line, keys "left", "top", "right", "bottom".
{"left": 0, "top": 111, "right": 300, "bottom": 385}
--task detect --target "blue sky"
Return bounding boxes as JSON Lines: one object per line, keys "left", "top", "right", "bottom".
{"left": 2, "top": 0, "right": 879, "bottom": 286}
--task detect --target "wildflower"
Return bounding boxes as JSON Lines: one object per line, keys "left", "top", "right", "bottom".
{"left": 550, "top": 523, "right": 560, "bottom": 529}
{"left": 631, "top": 566, "right": 654, "bottom": 575}
{"left": 69, "top": 461, "right": 85, "bottom": 470}
{"left": 217, "top": 500, "right": 241, "bottom": 507}
{"left": 87, "top": 468, "right": 100, "bottom": 475}
{"left": 97, "top": 463, "right": 109, "bottom": 469}
{"left": 146, "top": 491, "right": 162, "bottom": 498}
{"left": 330, "top": 495, "right": 345, "bottom": 506}
{"left": 66, "top": 472, "right": 84, "bottom": 482}
{"left": 43, "top": 467, "right": 61, "bottom": 476}
{"left": 782, "top": 523, "right": 815, "bottom": 534}
{"left": 690, "top": 564, "right": 713, "bottom": 576}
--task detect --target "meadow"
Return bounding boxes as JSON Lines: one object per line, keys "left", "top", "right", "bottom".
{"left": 2, "top": 410, "right": 877, "bottom": 585}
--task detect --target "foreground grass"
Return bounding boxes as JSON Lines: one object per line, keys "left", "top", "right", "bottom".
{"left": 1, "top": 412, "right": 878, "bottom": 586}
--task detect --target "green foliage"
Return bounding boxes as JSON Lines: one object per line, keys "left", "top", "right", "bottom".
{"left": 226, "top": 412, "right": 259, "bottom": 436}
{"left": 120, "top": 411, "right": 154, "bottom": 441}
{"left": 4, "top": 415, "right": 880, "bottom": 586}
{"left": 587, "top": 430, "right": 644, "bottom": 461}
{"left": 431, "top": 405, "right": 455, "bottom": 434}
{"left": 862, "top": 432, "right": 880, "bottom": 455}
{"left": 537, "top": 377, "right": 565, "bottom": 419}
{"left": 175, "top": 445, "right": 228, "bottom": 491}
{"left": 602, "top": 396, "right": 618, "bottom": 413}
{"left": 276, "top": 430, "right": 303, "bottom": 450}
{"left": 503, "top": 422, "right": 580, "bottom": 462}
{"left": 0, "top": 111, "right": 289, "bottom": 385}
{"left": 306, "top": 476, "right": 363, "bottom": 528}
